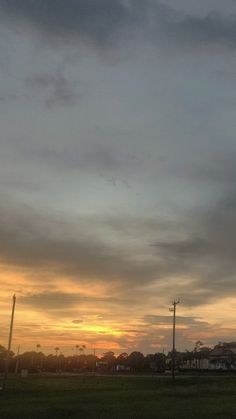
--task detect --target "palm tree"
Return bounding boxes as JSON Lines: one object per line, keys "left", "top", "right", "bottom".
{"left": 55, "top": 347, "right": 59, "bottom": 356}
{"left": 75, "top": 344, "right": 86, "bottom": 355}
{"left": 79, "top": 345, "right": 86, "bottom": 354}
{"left": 36, "top": 344, "right": 41, "bottom": 352}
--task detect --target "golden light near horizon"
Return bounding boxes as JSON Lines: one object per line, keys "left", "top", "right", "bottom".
{"left": 3, "top": 271, "right": 236, "bottom": 356}
{"left": 1, "top": 252, "right": 236, "bottom": 356}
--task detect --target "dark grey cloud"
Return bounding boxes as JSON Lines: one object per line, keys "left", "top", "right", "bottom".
{"left": 0, "top": 92, "right": 19, "bottom": 103}
{"left": 154, "top": 195, "right": 236, "bottom": 263}
{"left": 0, "top": 0, "right": 131, "bottom": 48}
{"left": 18, "top": 291, "right": 132, "bottom": 314}
{"left": 177, "top": 152, "right": 236, "bottom": 186}
{"left": 152, "top": 192, "right": 236, "bottom": 306}
{"left": 143, "top": 315, "right": 210, "bottom": 328}
{"left": 20, "top": 292, "right": 87, "bottom": 309}
{"left": 1, "top": 1, "right": 236, "bottom": 52}
{"left": 20, "top": 291, "right": 124, "bottom": 310}
{"left": 6, "top": 140, "right": 138, "bottom": 183}
{"left": 166, "top": 11, "right": 236, "bottom": 49}
{"left": 0, "top": 200, "right": 160, "bottom": 286}
{"left": 2, "top": 184, "right": 236, "bottom": 308}
{"left": 0, "top": 72, "right": 80, "bottom": 108}
{"left": 154, "top": 238, "right": 208, "bottom": 259}
{"left": 26, "top": 72, "right": 80, "bottom": 107}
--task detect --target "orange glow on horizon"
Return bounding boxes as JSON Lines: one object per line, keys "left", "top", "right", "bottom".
{"left": 1, "top": 263, "right": 236, "bottom": 355}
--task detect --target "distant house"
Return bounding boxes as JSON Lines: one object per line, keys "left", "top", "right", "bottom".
{"left": 116, "top": 364, "right": 130, "bottom": 372}
{"left": 177, "top": 342, "right": 236, "bottom": 371}
{"left": 96, "top": 361, "right": 108, "bottom": 372}
{"left": 209, "top": 343, "right": 236, "bottom": 370}
{"left": 178, "top": 347, "right": 211, "bottom": 370}
{"left": 193, "top": 347, "right": 211, "bottom": 370}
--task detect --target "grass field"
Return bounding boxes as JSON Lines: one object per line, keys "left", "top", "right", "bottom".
{"left": 0, "top": 374, "right": 236, "bottom": 418}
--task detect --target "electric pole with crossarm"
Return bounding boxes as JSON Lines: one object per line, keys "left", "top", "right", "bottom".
{"left": 169, "top": 299, "right": 180, "bottom": 381}
{"left": 2, "top": 295, "right": 16, "bottom": 390}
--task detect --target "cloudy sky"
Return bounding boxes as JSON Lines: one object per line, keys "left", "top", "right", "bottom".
{"left": 1, "top": 0, "right": 236, "bottom": 355}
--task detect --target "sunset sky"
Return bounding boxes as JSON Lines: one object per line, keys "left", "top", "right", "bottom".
{"left": 1, "top": 0, "right": 236, "bottom": 356}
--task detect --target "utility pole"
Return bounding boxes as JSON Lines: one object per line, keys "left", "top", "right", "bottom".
{"left": 169, "top": 299, "right": 180, "bottom": 381}
{"left": 93, "top": 347, "right": 96, "bottom": 374}
{"left": 2, "top": 295, "right": 16, "bottom": 390}
{"left": 15, "top": 345, "right": 20, "bottom": 375}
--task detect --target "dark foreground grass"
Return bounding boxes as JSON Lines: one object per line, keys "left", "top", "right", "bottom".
{"left": 0, "top": 375, "right": 236, "bottom": 419}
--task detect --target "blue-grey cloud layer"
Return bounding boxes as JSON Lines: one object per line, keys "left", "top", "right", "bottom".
{"left": 1, "top": 0, "right": 236, "bottom": 50}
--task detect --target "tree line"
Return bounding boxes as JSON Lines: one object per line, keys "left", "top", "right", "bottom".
{"left": 1, "top": 340, "right": 232, "bottom": 374}
{"left": 0, "top": 345, "right": 166, "bottom": 373}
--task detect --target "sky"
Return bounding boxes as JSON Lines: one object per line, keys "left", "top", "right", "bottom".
{"left": 1, "top": 0, "right": 236, "bottom": 356}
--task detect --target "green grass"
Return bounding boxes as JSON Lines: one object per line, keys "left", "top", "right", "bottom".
{"left": 0, "top": 375, "right": 236, "bottom": 418}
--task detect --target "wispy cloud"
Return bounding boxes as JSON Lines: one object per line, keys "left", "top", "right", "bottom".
{"left": 26, "top": 72, "right": 80, "bottom": 107}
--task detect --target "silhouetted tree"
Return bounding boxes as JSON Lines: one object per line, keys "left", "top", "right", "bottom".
{"left": 101, "top": 351, "right": 116, "bottom": 371}
{"left": 117, "top": 352, "right": 128, "bottom": 366}
{"left": 146, "top": 353, "right": 166, "bottom": 372}
{"left": 128, "top": 352, "right": 145, "bottom": 372}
